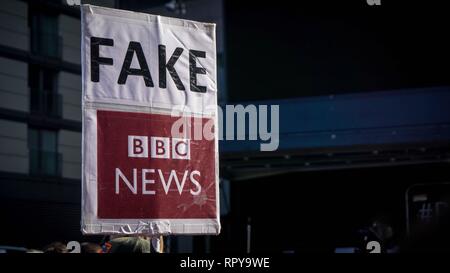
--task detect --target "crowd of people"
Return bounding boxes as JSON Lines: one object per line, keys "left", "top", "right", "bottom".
{"left": 17, "top": 236, "right": 163, "bottom": 253}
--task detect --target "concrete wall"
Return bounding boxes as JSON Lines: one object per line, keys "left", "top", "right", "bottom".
{"left": 0, "top": 120, "right": 29, "bottom": 174}
{"left": 58, "top": 72, "right": 82, "bottom": 121}
{"left": 0, "top": 57, "right": 29, "bottom": 112}
{"left": 59, "top": 130, "right": 81, "bottom": 179}
{"left": 60, "top": 14, "right": 81, "bottom": 65}
{"left": 0, "top": 0, "right": 28, "bottom": 51}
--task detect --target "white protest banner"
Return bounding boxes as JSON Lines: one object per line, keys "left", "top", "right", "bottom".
{"left": 81, "top": 5, "right": 220, "bottom": 235}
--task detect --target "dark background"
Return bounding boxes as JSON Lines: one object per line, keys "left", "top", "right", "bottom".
{"left": 220, "top": 163, "right": 450, "bottom": 253}
{"left": 225, "top": 0, "right": 450, "bottom": 102}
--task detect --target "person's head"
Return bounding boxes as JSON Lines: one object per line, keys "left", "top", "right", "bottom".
{"left": 108, "top": 236, "right": 150, "bottom": 253}
{"left": 81, "top": 242, "right": 102, "bottom": 253}
{"left": 43, "top": 242, "right": 67, "bottom": 253}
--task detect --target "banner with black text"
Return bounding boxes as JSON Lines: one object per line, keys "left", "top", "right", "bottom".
{"left": 81, "top": 5, "right": 220, "bottom": 235}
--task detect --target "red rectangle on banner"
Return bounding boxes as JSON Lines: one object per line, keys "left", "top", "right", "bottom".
{"left": 97, "top": 110, "right": 217, "bottom": 219}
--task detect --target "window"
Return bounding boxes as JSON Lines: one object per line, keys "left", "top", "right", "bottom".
{"left": 29, "top": 8, "right": 60, "bottom": 58}
{"left": 29, "top": 65, "right": 61, "bottom": 117}
{"left": 28, "top": 128, "right": 61, "bottom": 177}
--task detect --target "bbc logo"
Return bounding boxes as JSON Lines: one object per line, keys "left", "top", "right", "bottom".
{"left": 128, "top": 136, "right": 190, "bottom": 160}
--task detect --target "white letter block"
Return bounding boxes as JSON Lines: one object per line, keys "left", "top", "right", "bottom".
{"left": 151, "top": 137, "right": 170, "bottom": 159}
{"left": 172, "top": 138, "right": 190, "bottom": 160}
{"left": 128, "top": 136, "right": 148, "bottom": 158}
